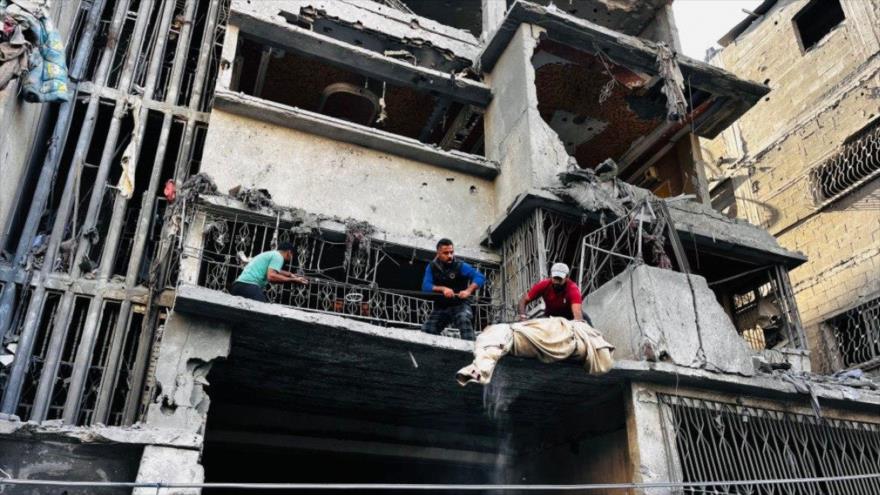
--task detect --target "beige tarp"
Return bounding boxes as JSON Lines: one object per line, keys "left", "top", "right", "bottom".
{"left": 456, "top": 317, "right": 615, "bottom": 386}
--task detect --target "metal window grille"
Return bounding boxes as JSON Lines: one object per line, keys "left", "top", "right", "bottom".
{"left": 809, "top": 119, "right": 880, "bottom": 205}
{"left": 826, "top": 296, "right": 880, "bottom": 370}
{"left": 658, "top": 394, "right": 880, "bottom": 495}
{"left": 499, "top": 208, "right": 598, "bottom": 320}
{"left": 196, "top": 208, "right": 502, "bottom": 334}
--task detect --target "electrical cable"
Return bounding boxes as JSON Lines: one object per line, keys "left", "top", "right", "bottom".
{"left": 1, "top": 473, "right": 879, "bottom": 491}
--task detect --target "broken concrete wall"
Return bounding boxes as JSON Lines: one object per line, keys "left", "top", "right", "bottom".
{"left": 199, "top": 109, "right": 497, "bottom": 249}
{"left": 144, "top": 312, "right": 231, "bottom": 432}
{"left": 230, "top": 0, "right": 481, "bottom": 61}
{"left": 0, "top": 0, "right": 81, "bottom": 236}
{"left": 701, "top": 0, "right": 880, "bottom": 372}
{"left": 483, "top": 23, "right": 571, "bottom": 215}
{"left": 584, "top": 264, "right": 756, "bottom": 376}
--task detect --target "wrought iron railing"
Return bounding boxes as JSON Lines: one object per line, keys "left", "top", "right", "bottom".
{"left": 196, "top": 207, "right": 502, "bottom": 334}
{"left": 659, "top": 394, "right": 880, "bottom": 494}
{"left": 826, "top": 296, "right": 880, "bottom": 370}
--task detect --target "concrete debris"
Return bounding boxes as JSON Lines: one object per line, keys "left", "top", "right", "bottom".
{"left": 229, "top": 185, "right": 275, "bottom": 210}
{"left": 551, "top": 162, "right": 651, "bottom": 218}
{"left": 585, "top": 264, "right": 756, "bottom": 376}
{"left": 655, "top": 42, "right": 687, "bottom": 122}
{"left": 179, "top": 173, "right": 218, "bottom": 201}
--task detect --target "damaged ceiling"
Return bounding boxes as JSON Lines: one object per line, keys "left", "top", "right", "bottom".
{"left": 482, "top": 1, "right": 770, "bottom": 141}
{"left": 533, "top": 40, "right": 664, "bottom": 170}
{"left": 525, "top": 0, "right": 668, "bottom": 36}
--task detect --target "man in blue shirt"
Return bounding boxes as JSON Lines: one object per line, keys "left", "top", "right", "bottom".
{"left": 230, "top": 242, "right": 308, "bottom": 302}
{"left": 421, "top": 238, "right": 485, "bottom": 340}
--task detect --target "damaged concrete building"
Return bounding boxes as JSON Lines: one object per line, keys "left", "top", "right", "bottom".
{"left": 700, "top": 0, "right": 880, "bottom": 379}
{"left": 0, "top": 0, "right": 878, "bottom": 493}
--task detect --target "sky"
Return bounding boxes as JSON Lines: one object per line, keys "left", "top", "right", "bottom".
{"left": 672, "top": 0, "right": 763, "bottom": 60}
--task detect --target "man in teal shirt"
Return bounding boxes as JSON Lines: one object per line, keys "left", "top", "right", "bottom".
{"left": 230, "top": 242, "right": 308, "bottom": 302}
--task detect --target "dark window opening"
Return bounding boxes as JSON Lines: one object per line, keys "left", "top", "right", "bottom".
{"left": 233, "top": 37, "right": 486, "bottom": 157}
{"left": 793, "top": 0, "right": 845, "bottom": 52}
{"left": 403, "top": 0, "right": 483, "bottom": 37}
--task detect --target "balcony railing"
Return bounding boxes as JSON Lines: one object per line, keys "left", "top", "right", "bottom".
{"left": 192, "top": 205, "right": 503, "bottom": 335}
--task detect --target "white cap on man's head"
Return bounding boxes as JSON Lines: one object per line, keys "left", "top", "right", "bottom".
{"left": 550, "top": 262, "right": 570, "bottom": 278}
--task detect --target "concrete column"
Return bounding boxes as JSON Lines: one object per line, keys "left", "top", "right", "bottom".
{"left": 481, "top": 0, "right": 506, "bottom": 41}
{"left": 688, "top": 134, "right": 711, "bottom": 205}
{"left": 484, "top": 23, "right": 570, "bottom": 214}
{"left": 217, "top": 24, "right": 240, "bottom": 91}
{"left": 624, "top": 382, "right": 682, "bottom": 495}
{"left": 179, "top": 210, "right": 207, "bottom": 286}
{"left": 144, "top": 312, "right": 231, "bottom": 432}
{"left": 134, "top": 446, "right": 204, "bottom": 495}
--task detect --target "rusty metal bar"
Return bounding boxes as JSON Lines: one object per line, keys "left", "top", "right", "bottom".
{"left": 29, "top": 0, "right": 154, "bottom": 422}
{"left": 0, "top": 0, "right": 127, "bottom": 416}
{"left": 92, "top": 0, "right": 200, "bottom": 426}
{"left": 62, "top": 0, "right": 183, "bottom": 424}
{"left": 121, "top": 0, "right": 224, "bottom": 426}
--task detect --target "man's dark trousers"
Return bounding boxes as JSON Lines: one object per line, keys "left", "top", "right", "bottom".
{"left": 230, "top": 282, "right": 267, "bottom": 302}
{"left": 421, "top": 303, "right": 474, "bottom": 340}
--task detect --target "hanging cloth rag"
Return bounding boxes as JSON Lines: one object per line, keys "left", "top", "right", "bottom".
{"left": 117, "top": 99, "right": 143, "bottom": 198}
{"left": 0, "top": 38, "right": 30, "bottom": 90}
{"left": 2, "top": 2, "right": 69, "bottom": 102}
{"left": 456, "top": 317, "right": 615, "bottom": 386}
{"left": 655, "top": 42, "right": 687, "bottom": 123}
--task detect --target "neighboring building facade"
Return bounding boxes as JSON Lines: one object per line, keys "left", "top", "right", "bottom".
{"left": 0, "top": 0, "right": 879, "bottom": 493}
{"left": 702, "top": 0, "right": 880, "bottom": 375}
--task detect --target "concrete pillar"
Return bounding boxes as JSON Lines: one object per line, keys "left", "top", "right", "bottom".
{"left": 134, "top": 446, "right": 204, "bottom": 495}
{"left": 144, "top": 312, "right": 232, "bottom": 432}
{"left": 179, "top": 210, "right": 207, "bottom": 286}
{"left": 484, "top": 23, "right": 570, "bottom": 214}
{"left": 217, "top": 24, "right": 240, "bottom": 91}
{"left": 481, "top": 0, "right": 506, "bottom": 42}
{"left": 624, "top": 382, "right": 682, "bottom": 495}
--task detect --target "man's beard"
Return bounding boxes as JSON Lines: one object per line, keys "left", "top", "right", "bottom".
{"left": 552, "top": 284, "right": 565, "bottom": 293}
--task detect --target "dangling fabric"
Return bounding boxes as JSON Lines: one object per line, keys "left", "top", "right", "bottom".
{"left": 655, "top": 42, "right": 687, "bottom": 123}
{"left": 2, "top": 1, "right": 70, "bottom": 103}
{"left": 456, "top": 317, "right": 615, "bottom": 386}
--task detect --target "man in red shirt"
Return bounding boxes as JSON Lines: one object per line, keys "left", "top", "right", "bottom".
{"left": 517, "top": 263, "right": 584, "bottom": 321}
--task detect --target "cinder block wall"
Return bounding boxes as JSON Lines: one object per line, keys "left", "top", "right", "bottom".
{"left": 700, "top": 0, "right": 880, "bottom": 372}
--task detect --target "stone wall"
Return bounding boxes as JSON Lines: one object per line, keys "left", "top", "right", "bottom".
{"left": 701, "top": 0, "right": 880, "bottom": 371}
{"left": 200, "top": 109, "right": 498, "bottom": 250}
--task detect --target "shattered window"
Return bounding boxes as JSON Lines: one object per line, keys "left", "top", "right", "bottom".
{"left": 809, "top": 117, "right": 880, "bottom": 205}
{"left": 793, "top": 0, "right": 845, "bottom": 52}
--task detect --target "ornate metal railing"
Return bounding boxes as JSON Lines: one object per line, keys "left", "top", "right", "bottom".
{"left": 659, "top": 394, "right": 880, "bottom": 494}
{"left": 196, "top": 207, "right": 502, "bottom": 334}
